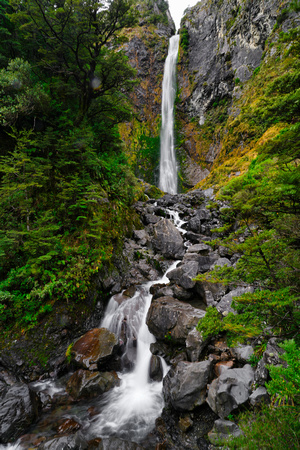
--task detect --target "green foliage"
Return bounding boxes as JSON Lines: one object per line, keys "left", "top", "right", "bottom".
{"left": 65, "top": 342, "right": 74, "bottom": 363}
{"left": 227, "top": 404, "right": 300, "bottom": 449}
{"left": 196, "top": 306, "right": 224, "bottom": 339}
{"left": 180, "top": 26, "right": 189, "bottom": 54}
{"left": 0, "top": 0, "right": 140, "bottom": 332}
{"left": 266, "top": 339, "right": 300, "bottom": 406}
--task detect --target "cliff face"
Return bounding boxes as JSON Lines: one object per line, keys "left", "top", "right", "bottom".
{"left": 119, "top": 0, "right": 175, "bottom": 185}
{"left": 176, "top": 0, "right": 299, "bottom": 187}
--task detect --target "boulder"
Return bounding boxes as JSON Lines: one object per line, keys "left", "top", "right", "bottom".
{"left": 66, "top": 369, "right": 120, "bottom": 400}
{"left": 71, "top": 328, "right": 119, "bottom": 370}
{"left": 217, "top": 287, "right": 254, "bottom": 315}
{"left": 207, "top": 365, "right": 254, "bottom": 418}
{"left": 146, "top": 296, "right": 205, "bottom": 345}
{"left": 149, "top": 355, "right": 163, "bottom": 382}
{"left": 255, "top": 338, "right": 286, "bottom": 386}
{"left": 188, "top": 209, "right": 212, "bottom": 233}
{"left": 163, "top": 360, "right": 213, "bottom": 411}
{"left": 232, "top": 345, "right": 254, "bottom": 363}
{"left": 152, "top": 218, "right": 185, "bottom": 259}
{"left": 186, "top": 328, "right": 208, "bottom": 362}
{"left": 0, "top": 383, "right": 41, "bottom": 444}
{"left": 208, "top": 419, "right": 243, "bottom": 445}
{"left": 249, "top": 386, "right": 270, "bottom": 406}
{"left": 210, "top": 257, "right": 232, "bottom": 269}
{"left": 187, "top": 243, "right": 211, "bottom": 255}
{"left": 167, "top": 260, "right": 199, "bottom": 289}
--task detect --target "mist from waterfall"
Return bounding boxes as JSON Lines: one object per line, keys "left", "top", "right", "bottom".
{"left": 159, "top": 34, "right": 180, "bottom": 194}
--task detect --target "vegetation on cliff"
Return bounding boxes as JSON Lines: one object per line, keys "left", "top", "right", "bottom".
{"left": 191, "top": 2, "right": 300, "bottom": 445}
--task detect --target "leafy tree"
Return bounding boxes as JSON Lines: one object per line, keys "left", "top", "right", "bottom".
{"left": 9, "top": 0, "right": 138, "bottom": 122}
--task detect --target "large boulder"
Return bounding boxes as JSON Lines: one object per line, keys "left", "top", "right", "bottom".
{"left": 71, "top": 328, "right": 119, "bottom": 370}
{"left": 167, "top": 260, "right": 199, "bottom": 289}
{"left": 66, "top": 369, "right": 120, "bottom": 400}
{"left": 0, "top": 382, "right": 41, "bottom": 444}
{"left": 207, "top": 365, "right": 254, "bottom": 418}
{"left": 146, "top": 296, "right": 205, "bottom": 345}
{"left": 152, "top": 218, "right": 185, "bottom": 259}
{"left": 163, "top": 360, "right": 213, "bottom": 411}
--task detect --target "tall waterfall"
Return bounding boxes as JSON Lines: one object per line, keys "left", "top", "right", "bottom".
{"left": 159, "top": 34, "right": 180, "bottom": 194}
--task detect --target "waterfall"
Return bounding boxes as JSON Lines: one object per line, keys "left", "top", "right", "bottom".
{"left": 159, "top": 34, "right": 180, "bottom": 194}
{"left": 89, "top": 261, "right": 179, "bottom": 443}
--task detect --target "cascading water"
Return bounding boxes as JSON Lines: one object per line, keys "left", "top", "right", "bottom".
{"left": 88, "top": 261, "right": 178, "bottom": 442}
{"left": 159, "top": 34, "right": 180, "bottom": 195}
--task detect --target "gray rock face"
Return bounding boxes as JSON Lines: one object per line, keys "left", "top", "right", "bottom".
{"left": 0, "top": 383, "right": 40, "bottom": 444}
{"left": 163, "top": 360, "right": 213, "bottom": 411}
{"left": 179, "top": 0, "right": 280, "bottom": 120}
{"left": 208, "top": 419, "right": 243, "bottom": 445}
{"left": 146, "top": 296, "right": 205, "bottom": 345}
{"left": 152, "top": 218, "right": 185, "bottom": 259}
{"left": 207, "top": 364, "right": 254, "bottom": 418}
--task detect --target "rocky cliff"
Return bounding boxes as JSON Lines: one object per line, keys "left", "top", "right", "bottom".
{"left": 176, "top": 0, "right": 299, "bottom": 187}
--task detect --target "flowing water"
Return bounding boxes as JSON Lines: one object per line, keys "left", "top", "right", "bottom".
{"left": 88, "top": 260, "right": 178, "bottom": 442}
{"left": 159, "top": 35, "right": 180, "bottom": 194}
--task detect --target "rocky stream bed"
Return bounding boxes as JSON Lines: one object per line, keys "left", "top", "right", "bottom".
{"left": 0, "top": 189, "right": 283, "bottom": 449}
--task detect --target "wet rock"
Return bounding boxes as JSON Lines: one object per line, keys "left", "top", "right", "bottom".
{"left": 57, "top": 418, "right": 81, "bottom": 434}
{"left": 149, "top": 355, "right": 163, "bottom": 382}
{"left": 146, "top": 296, "right": 205, "bottom": 345}
{"left": 186, "top": 327, "right": 208, "bottom": 362}
{"left": 167, "top": 260, "right": 199, "bottom": 289}
{"left": 66, "top": 369, "right": 120, "bottom": 400}
{"left": 71, "top": 328, "right": 119, "bottom": 370}
{"left": 0, "top": 383, "right": 41, "bottom": 444}
{"left": 207, "top": 365, "right": 254, "bottom": 418}
{"left": 39, "top": 431, "right": 88, "bottom": 449}
{"left": 152, "top": 218, "right": 185, "bottom": 259}
{"left": 88, "top": 437, "right": 145, "bottom": 449}
{"left": 249, "top": 386, "right": 270, "bottom": 406}
{"left": 163, "top": 360, "right": 213, "bottom": 411}
{"left": 208, "top": 419, "right": 243, "bottom": 445}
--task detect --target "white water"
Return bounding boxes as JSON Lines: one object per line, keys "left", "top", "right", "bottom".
{"left": 89, "top": 261, "right": 179, "bottom": 442}
{"left": 159, "top": 35, "right": 180, "bottom": 194}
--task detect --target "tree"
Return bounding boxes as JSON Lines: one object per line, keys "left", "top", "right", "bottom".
{"left": 9, "top": 0, "right": 138, "bottom": 122}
